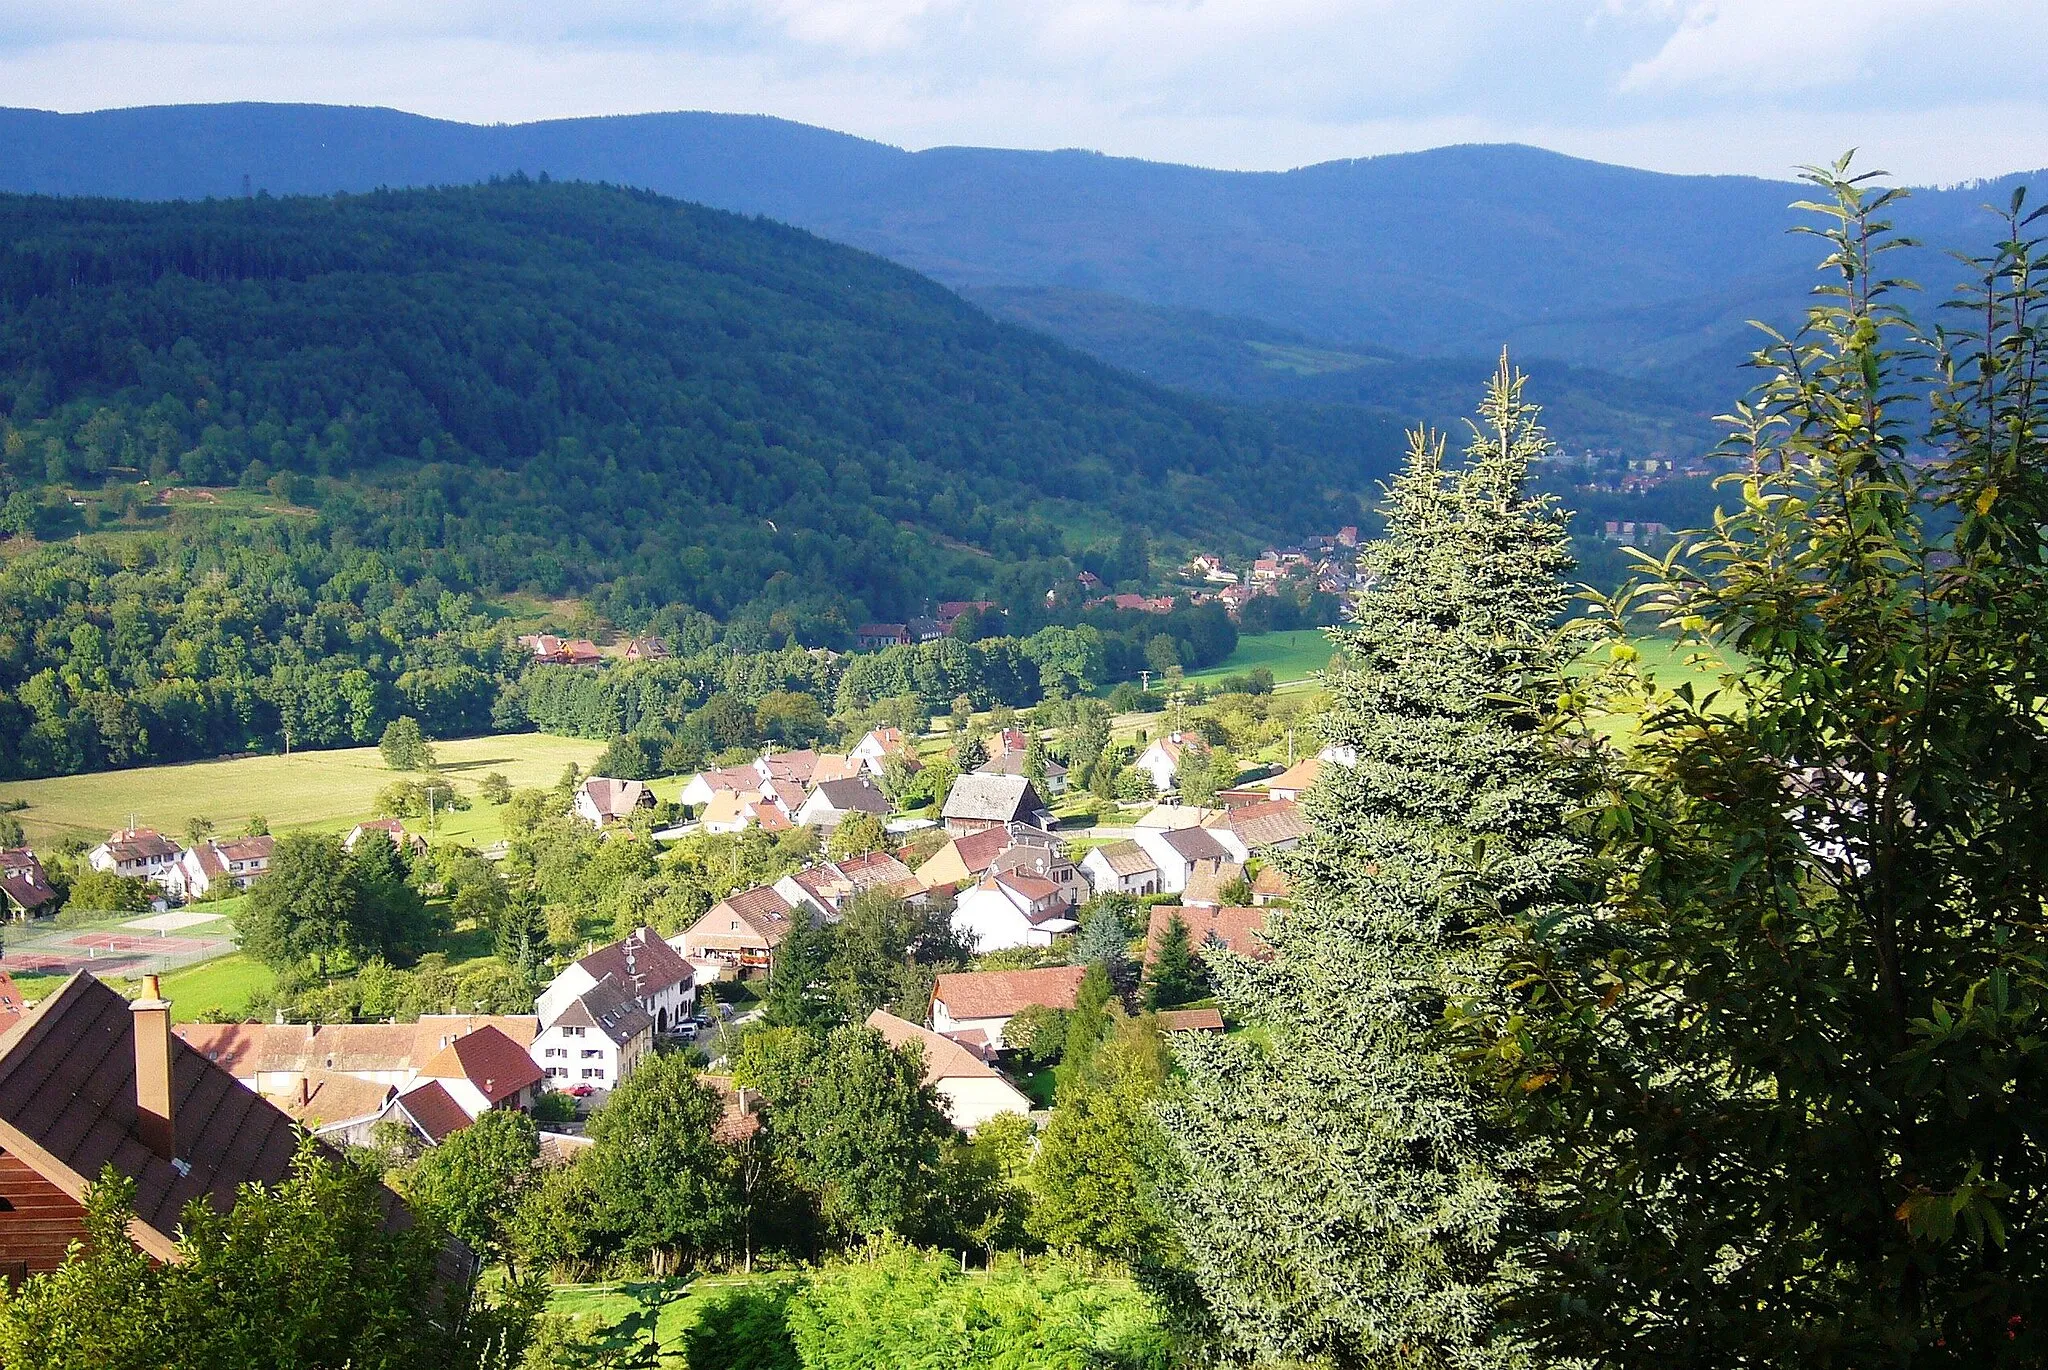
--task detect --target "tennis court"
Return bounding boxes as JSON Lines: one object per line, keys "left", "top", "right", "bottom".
{"left": 1, "top": 918, "right": 236, "bottom": 979}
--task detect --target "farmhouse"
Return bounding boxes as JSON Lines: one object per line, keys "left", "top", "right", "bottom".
{"left": 1181, "top": 858, "right": 1247, "bottom": 908}
{"left": 930, "top": 965, "right": 1088, "bottom": 1052}
{"left": 531, "top": 977, "right": 653, "bottom": 1094}
{"left": 976, "top": 746, "right": 1067, "bottom": 796}
{"left": 794, "top": 775, "right": 891, "bottom": 830}
{"left": 344, "top": 818, "right": 428, "bottom": 857}
{"left": 865, "top": 1010, "right": 1034, "bottom": 1133}
{"left": 538, "top": 926, "right": 695, "bottom": 1035}
{"left": 940, "top": 774, "right": 1049, "bottom": 837}
{"left": 774, "top": 851, "right": 923, "bottom": 920}
{"left": 914, "top": 823, "right": 1056, "bottom": 892}
{"left": 849, "top": 726, "right": 913, "bottom": 775}
{"left": 1204, "top": 798, "right": 1308, "bottom": 860}
{"left": 1134, "top": 824, "right": 1234, "bottom": 895}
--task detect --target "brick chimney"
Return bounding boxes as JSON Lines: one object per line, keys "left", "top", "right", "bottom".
{"left": 132, "top": 973, "right": 176, "bottom": 1161}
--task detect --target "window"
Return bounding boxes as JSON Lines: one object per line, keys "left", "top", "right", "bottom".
{"left": 562, "top": 1025, "right": 585, "bottom": 1037}
{"left": 581, "top": 1068, "right": 605, "bottom": 1080}
{"left": 547, "top": 1067, "right": 566, "bottom": 1079}
{"left": 544, "top": 1048, "right": 566, "bottom": 1058}
{"left": 581, "top": 1049, "right": 602, "bottom": 1059}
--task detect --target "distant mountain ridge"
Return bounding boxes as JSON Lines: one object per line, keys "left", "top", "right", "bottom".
{"left": 4, "top": 103, "right": 2038, "bottom": 398}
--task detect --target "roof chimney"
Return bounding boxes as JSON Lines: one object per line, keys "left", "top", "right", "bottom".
{"left": 132, "top": 974, "right": 176, "bottom": 1161}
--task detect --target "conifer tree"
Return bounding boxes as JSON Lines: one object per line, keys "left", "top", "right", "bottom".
{"left": 1142, "top": 913, "right": 1203, "bottom": 1010}
{"left": 1158, "top": 358, "right": 1584, "bottom": 1368}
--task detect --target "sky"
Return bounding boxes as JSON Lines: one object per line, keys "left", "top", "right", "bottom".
{"left": 0, "top": 0, "right": 2042, "bottom": 184}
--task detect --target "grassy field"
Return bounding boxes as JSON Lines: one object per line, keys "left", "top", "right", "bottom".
{"left": 0, "top": 732, "right": 607, "bottom": 846}
{"left": 1186, "top": 629, "right": 1337, "bottom": 687}
{"left": 108, "top": 953, "right": 275, "bottom": 1022}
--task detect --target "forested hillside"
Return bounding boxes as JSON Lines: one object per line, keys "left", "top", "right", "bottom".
{"left": 0, "top": 179, "right": 1385, "bottom": 615}
{"left": 0, "top": 104, "right": 2034, "bottom": 388}
{"left": 0, "top": 179, "right": 1392, "bottom": 777}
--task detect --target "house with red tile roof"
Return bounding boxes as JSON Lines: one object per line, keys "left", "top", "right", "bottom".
{"left": 0, "top": 972, "right": 471, "bottom": 1285}
{"left": 1144, "top": 904, "right": 1269, "bottom": 965}
{"left": 573, "top": 776, "right": 656, "bottom": 826}
{"left": 929, "top": 965, "right": 1088, "bottom": 1051}
{"left": 865, "top": 1010, "right": 1033, "bottom": 1133}
{"left": 87, "top": 826, "right": 180, "bottom": 880}
{"left": 675, "top": 885, "right": 800, "bottom": 978}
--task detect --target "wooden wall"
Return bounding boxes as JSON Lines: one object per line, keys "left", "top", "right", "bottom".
{"left": 0, "top": 1149, "right": 84, "bottom": 1278}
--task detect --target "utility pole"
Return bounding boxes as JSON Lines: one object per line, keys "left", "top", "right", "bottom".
{"left": 1140, "top": 669, "right": 1151, "bottom": 694}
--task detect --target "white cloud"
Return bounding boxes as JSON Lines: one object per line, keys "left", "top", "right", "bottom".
{"left": 0, "top": 1, "right": 2042, "bottom": 180}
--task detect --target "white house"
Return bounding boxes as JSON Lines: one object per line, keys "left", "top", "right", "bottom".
{"left": 405, "top": 1024, "right": 545, "bottom": 1117}
{"left": 1134, "top": 825, "right": 1234, "bottom": 895}
{"left": 929, "top": 965, "right": 1088, "bottom": 1052}
{"left": 532, "top": 976, "right": 656, "bottom": 1093}
{"left": 538, "top": 926, "right": 696, "bottom": 1034}
{"left": 574, "top": 776, "right": 655, "bottom": 825}
{"left": 951, "top": 871, "right": 1079, "bottom": 953}
{"left": 866, "top": 1010, "right": 1034, "bottom": 1133}
{"left": 1262, "top": 758, "right": 1322, "bottom": 802}
{"left": 850, "top": 727, "right": 912, "bottom": 776}
{"left": 793, "top": 775, "right": 892, "bottom": 830}
{"left": 1133, "top": 732, "right": 1208, "bottom": 792}
{"left": 161, "top": 835, "right": 275, "bottom": 901}
{"left": 680, "top": 763, "right": 759, "bottom": 810}
{"left": 976, "top": 746, "right": 1068, "bottom": 796}
{"left": 1079, "top": 839, "right": 1161, "bottom": 896}
{"left": 87, "top": 827, "right": 180, "bottom": 880}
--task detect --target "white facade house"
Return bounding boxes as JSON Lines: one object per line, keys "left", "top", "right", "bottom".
{"left": 160, "top": 835, "right": 275, "bottom": 901}
{"left": 537, "top": 926, "right": 696, "bottom": 1035}
{"left": 1079, "top": 840, "right": 1161, "bottom": 897}
{"left": 1132, "top": 733, "right": 1207, "bottom": 792}
{"left": 532, "top": 979, "right": 653, "bottom": 1092}
{"left": 929, "top": 965, "right": 1088, "bottom": 1053}
{"left": 867, "top": 1010, "right": 1034, "bottom": 1133}
{"left": 1134, "top": 825, "right": 1234, "bottom": 895}
{"left": 850, "top": 727, "right": 911, "bottom": 776}
{"left": 573, "top": 776, "right": 654, "bottom": 825}
{"left": 950, "top": 872, "right": 1078, "bottom": 954}
{"left": 793, "top": 775, "right": 892, "bottom": 830}
{"left": 87, "top": 827, "right": 181, "bottom": 881}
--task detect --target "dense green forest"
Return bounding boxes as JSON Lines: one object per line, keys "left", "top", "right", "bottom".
{"left": 0, "top": 178, "right": 1368, "bottom": 777}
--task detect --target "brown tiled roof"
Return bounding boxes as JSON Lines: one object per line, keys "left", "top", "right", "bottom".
{"left": 396, "top": 1081, "right": 471, "bottom": 1144}
{"left": 0, "top": 970, "right": 22, "bottom": 1032}
{"left": 866, "top": 1009, "right": 1000, "bottom": 1083}
{"left": 1182, "top": 860, "right": 1247, "bottom": 908}
{"left": 1157, "top": 1008, "right": 1226, "bottom": 1033}
{"left": 576, "top": 926, "right": 694, "bottom": 1000}
{"left": 1220, "top": 799, "right": 1309, "bottom": 849}
{"left": 551, "top": 975, "right": 654, "bottom": 1047}
{"left": 279, "top": 1071, "right": 395, "bottom": 1129}
{"left": 1145, "top": 905, "right": 1269, "bottom": 963}
{"left": 1264, "top": 758, "right": 1322, "bottom": 793}
{"left": 1251, "top": 865, "right": 1292, "bottom": 897}
{"left": 578, "top": 777, "right": 653, "bottom": 821}
{"left": 810, "top": 776, "right": 890, "bottom": 815}
{"left": 1159, "top": 827, "right": 1232, "bottom": 863}
{"left": 0, "top": 974, "right": 421, "bottom": 1261}
{"left": 706, "top": 885, "right": 795, "bottom": 943}
{"left": 177, "top": 1021, "right": 421, "bottom": 1076}
{"left": 416, "top": 1025, "right": 545, "bottom": 1104}
{"left": 1088, "top": 840, "right": 1158, "bottom": 878}
{"left": 977, "top": 750, "right": 1066, "bottom": 779}
{"left": 701, "top": 1076, "right": 763, "bottom": 1144}
{"left": 99, "top": 827, "right": 179, "bottom": 863}
{"left": 0, "top": 870, "right": 56, "bottom": 912}
{"left": 214, "top": 834, "right": 276, "bottom": 863}
{"left": 932, "top": 965, "right": 1088, "bottom": 1020}
{"left": 951, "top": 827, "right": 1013, "bottom": 875}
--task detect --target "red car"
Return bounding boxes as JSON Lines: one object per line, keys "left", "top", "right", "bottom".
{"left": 569, "top": 1084, "right": 597, "bottom": 1098}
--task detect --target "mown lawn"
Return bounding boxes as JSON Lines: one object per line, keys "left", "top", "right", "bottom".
{"left": 1185, "top": 629, "right": 1337, "bottom": 687}
{"left": 0, "top": 732, "right": 607, "bottom": 846}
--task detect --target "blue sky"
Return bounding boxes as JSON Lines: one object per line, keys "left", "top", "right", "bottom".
{"left": 0, "top": 1, "right": 2040, "bottom": 183}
